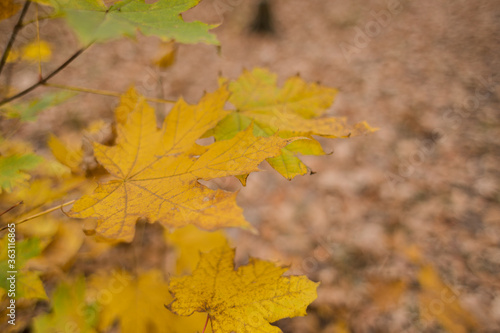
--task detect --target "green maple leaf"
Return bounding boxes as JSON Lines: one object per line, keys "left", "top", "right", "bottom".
{"left": 47, "top": 0, "right": 218, "bottom": 45}
{"left": 0, "top": 153, "right": 42, "bottom": 193}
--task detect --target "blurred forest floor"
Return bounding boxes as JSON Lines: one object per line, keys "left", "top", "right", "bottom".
{"left": 1, "top": 0, "right": 499, "bottom": 332}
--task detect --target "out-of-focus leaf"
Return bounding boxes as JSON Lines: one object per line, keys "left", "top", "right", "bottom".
{"left": 32, "top": 276, "right": 97, "bottom": 333}
{"left": 2, "top": 91, "right": 77, "bottom": 121}
{"left": 0, "top": 154, "right": 42, "bottom": 193}
{"left": 0, "top": 0, "right": 21, "bottom": 21}
{"left": 89, "top": 270, "right": 210, "bottom": 333}
{"left": 154, "top": 40, "right": 177, "bottom": 68}
{"left": 48, "top": 134, "right": 83, "bottom": 173}
{"left": 29, "top": 222, "right": 85, "bottom": 272}
{"left": 165, "top": 224, "right": 228, "bottom": 274}
{"left": 21, "top": 40, "right": 52, "bottom": 62}
{"left": 45, "top": 0, "right": 218, "bottom": 45}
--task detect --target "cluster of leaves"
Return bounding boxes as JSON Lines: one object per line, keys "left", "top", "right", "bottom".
{"left": 0, "top": 0, "right": 387, "bottom": 332}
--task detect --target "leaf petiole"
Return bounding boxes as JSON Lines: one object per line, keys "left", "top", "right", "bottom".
{"left": 0, "top": 200, "right": 75, "bottom": 231}
{"left": 202, "top": 314, "right": 210, "bottom": 333}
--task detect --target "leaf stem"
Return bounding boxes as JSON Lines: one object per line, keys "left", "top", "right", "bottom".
{"left": 0, "top": 44, "right": 91, "bottom": 107}
{"left": 43, "top": 82, "right": 176, "bottom": 104}
{"left": 0, "top": 200, "right": 75, "bottom": 231}
{"left": 0, "top": 0, "right": 31, "bottom": 78}
{"left": 202, "top": 314, "right": 210, "bottom": 333}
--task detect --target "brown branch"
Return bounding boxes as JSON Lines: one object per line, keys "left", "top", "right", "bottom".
{"left": 0, "top": 0, "right": 31, "bottom": 77}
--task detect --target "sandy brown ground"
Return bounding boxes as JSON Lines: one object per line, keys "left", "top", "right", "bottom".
{"left": 1, "top": 0, "right": 500, "bottom": 332}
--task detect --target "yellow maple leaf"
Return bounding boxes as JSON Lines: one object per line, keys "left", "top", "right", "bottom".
{"left": 165, "top": 224, "right": 228, "bottom": 274}
{"left": 69, "top": 87, "right": 292, "bottom": 242}
{"left": 167, "top": 243, "right": 319, "bottom": 333}
{"left": 89, "top": 270, "right": 210, "bottom": 333}
{"left": 212, "top": 68, "right": 377, "bottom": 179}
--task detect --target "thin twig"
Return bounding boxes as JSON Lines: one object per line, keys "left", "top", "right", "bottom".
{"left": 0, "top": 201, "right": 23, "bottom": 218}
{"left": 0, "top": 45, "right": 91, "bottom": 106}
{"left": 44, "top": 82, "right": 177, "bottom": 104}
{"left": 0, "top": 200, "right": 75, "bottom": 231}
{"left": 0, "top": 0, "right": 31, "bottom": 77}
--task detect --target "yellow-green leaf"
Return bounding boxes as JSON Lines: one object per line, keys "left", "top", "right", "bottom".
{"left": 1, "top": 90, "right": 77, "bottom": 122}
{"left": 213, "top": 68, "right": 377, "bottom": 179}
{"left": 167, "top": 243, "right": 319, "bottom": 333}
{"left": 0, "top": 154, "right": 42, "bottom": 193}
{"left": 32, "top": 276, "right": 97, "bottom": 333}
